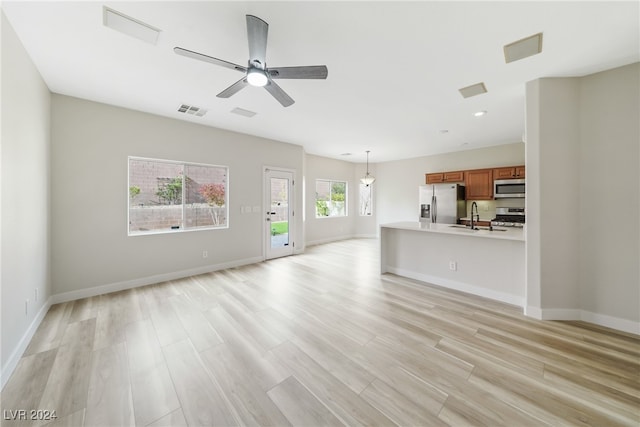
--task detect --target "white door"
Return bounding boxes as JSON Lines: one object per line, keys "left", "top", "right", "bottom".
{"left": 264, "top": 168, "right": 295, "bottom": 259}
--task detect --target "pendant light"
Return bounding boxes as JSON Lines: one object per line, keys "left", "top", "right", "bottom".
{"left": 360, "top": 150, "right": 376, "bottom": 186}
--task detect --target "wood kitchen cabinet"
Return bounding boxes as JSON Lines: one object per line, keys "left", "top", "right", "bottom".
{"left": 425, "top": 170, "right": 464, "bottom": 184}
{"left": 465, "top": 168, "right": 493, "bottom": 200}
{"left": 494, "top": 165, "right": 525, "bottom": 179}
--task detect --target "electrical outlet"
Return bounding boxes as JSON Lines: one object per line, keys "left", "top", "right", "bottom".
{"left": 449, "top": 261, "right": 457, "bottom": 271}
{"left": 25, "top": 299, "right": 29, "bottom": 316}
{"left": 202, "top": 250, "right": 208, "bottom": 259}
{"left": 35, "top": 288, "right": 39, "bottom": 302}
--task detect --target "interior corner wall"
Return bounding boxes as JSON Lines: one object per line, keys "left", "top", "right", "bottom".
{"left": 1, "top": 11, "right": 52, "bottom": 387}
{"left": 524, "top": 79, "right": 541, "bottom": 316}
{"left": 304, "top": 154, "right": 358, "bottom": 245}
{"left": 578, "top": 63, "right": 639, "bottom": 327}
{"left": 50, "top": 95, "right": 304, "bottom": 299}
{"left": 527, "top": 63, "right": 640, "bottom": 332}
{"left": 537, "top": 78, "right": 581, "bottom": 313}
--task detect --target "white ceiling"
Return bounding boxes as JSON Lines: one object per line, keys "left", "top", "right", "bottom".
{"left": 3, "top": 1, "right": 639, "bottom": 163}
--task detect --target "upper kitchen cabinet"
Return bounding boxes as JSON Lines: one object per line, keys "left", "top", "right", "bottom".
{"left": 425, "top": 171, "right": 464, "bottom": 184}
{"left": 494, "top": 165, "right": 525, "bottom": 179}
{"left": 465, "top": 168, "right": 493, "bottom": 200}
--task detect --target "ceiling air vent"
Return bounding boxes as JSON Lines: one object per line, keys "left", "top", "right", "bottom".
{"left": 103, "top": 6, "right": 161, "bottom": 45}
{"left": 504, "top": 32, "right": 543, "bottom": 63}
{"left": 459, "top": 82, "right": 487, "bottom": 98}
{"left": 178, "top": 104, "right": 207, "bottom": 117}
{"left": 230, "top": 107, "right": 257, "bottom": 118}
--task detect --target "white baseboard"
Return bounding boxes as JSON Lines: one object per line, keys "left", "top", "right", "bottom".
{"left": 306, "top": 234, "right": 377, "bottom": 247}
{"left": 539, "top": 308, "right": 582, "bottom": 321}
{"left": 524, "top": 305, "right": 542, "bottom": 319}
{"left": 525, "top": 308, "right": 639, "bottom": 335}
{"left": 51, "top": 256, "right": 263, "bottom": 304}
{"left": 1, "top": 297, "right": 52, "bottom": 390}
{"left": 580, "top": 310, "right": 639, "bottom": 335}
{"left": 385, "top": 266, "right": 525, "bottom": 307}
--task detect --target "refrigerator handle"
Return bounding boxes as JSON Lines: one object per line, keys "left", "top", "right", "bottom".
{"left": 431, "top": 194, "right": 437, "bottom": 223}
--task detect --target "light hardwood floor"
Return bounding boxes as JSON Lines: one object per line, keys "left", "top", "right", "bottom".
{"left": 2, "top": 239, "right": 639, "bottom": 426}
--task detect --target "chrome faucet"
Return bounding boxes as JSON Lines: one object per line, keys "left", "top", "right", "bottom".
{"left": 470, "top": 201, "right": 479, "bottom": 230}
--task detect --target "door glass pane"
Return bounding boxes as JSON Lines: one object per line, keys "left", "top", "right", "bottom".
{"left": 270, "top": 177, "right": 289, "bottom": 248}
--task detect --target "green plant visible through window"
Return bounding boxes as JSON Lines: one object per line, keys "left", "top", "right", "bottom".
{"left": 156, "top": 176, "right": 183, "bottom": 205}
{"left": 129, "top": 185, "right": 141, "bottom": 202}
{"left": 315, "top": 179, "right": 347, "bottom": 217}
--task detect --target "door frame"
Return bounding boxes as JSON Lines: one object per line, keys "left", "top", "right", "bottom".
{"left": 263, "top": 166, "right": 296, "bottom": 260}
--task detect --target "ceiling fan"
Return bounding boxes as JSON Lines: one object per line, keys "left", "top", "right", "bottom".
{"left": 174, "top": 15, "right": 328, "bottom": 107}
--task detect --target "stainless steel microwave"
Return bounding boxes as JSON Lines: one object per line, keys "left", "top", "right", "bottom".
{"left": 494, "top": 179, "right": 525, "bottom": 198}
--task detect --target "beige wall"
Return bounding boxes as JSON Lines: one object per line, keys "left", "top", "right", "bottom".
{"left": 1, "top": 12, "right": 52, "bottom": 386}
{"left": 51, "top": 95, "right": 304, "bottom": 297}
{"left": 526, "top": 63, "right": 639, "bottom": 331}
{"left": 578, "top": 64, "right": 639, "bottom": 324}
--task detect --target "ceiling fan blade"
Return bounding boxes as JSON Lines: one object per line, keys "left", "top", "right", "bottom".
{"left": 268, "top": 65, "right": 328, "bottom": 80}
{"left": 174, "top": 47, "right": 247, "bottom": 73}
{"left": 246, "top": 15, "right": 268, "bottom": 69}
{"left": 264, "top": 79, "right": 294, "bottom": 107}
{"left": 216, "top": 78, "right": 249, "bottom": 98}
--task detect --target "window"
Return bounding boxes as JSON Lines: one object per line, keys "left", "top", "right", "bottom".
{"left": 359, "top": 183, "right": 372, "bottom": 216}
{"left": 315, "top": 179, "right": 347, "bottom": 218}
{"left": 128, "top": 157, "right": 228, "bottom": 235}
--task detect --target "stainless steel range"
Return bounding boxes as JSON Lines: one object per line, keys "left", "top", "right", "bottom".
{"left": 491, "top": 207, "right": 525, "bottom": 228}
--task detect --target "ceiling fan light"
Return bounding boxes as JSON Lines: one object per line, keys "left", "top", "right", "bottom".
{"left": 247, "top": 69, "right": 268, "bottom": 87}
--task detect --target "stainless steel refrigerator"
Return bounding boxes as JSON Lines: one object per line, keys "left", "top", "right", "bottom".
{"left": 419, "top": 184, "right": 466, "bottom": 224}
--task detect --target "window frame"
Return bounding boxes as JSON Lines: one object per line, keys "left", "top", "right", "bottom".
{"left": 314, "top": 179, "right": 348, "bottom": 219}
{"left": 127, "top": 156, "right": 229, "bottom": 236}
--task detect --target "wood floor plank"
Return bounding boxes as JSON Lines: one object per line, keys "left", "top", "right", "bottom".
{"left": 169, "top": 294, "right": 223, "bottom": 352}
{"left": 203, "top": 307, "right": 291, "bottom": 391}
{"left": 271, "top": 340, "right": 396, "bottom": 426}
{"left": 0, "top": 349, "right": 58, "bottom": 427}
{"left": 84, "top": 342, "right": 135, "bottom": 427}
{"left": 146, "top": 408, "right": 188, "bottom": 427}
{"left": 267, "top": 376, "right": 345, "bottom": 426}
{"left": 125, "top": 319, "right": 180, "bottom": 427}
{"left": 217, "top": 292, "right": 286, "bottom": 351}
{"left": 35, "top": 319, "right": 95, "bottom": 423}
{"left": 199, "top": 344, "right": 292, "bottom": 426}
{"left": 360, "top": 378, "right": 449, "bottom": 426}
{"left": 162, "top": 339, "right": 238, "bottom": 426}
{"left": 41, "top": 409, "right": 85, "bottom": 427}
{"left": 24, "top": 302, "right": 73, "bottom": 356}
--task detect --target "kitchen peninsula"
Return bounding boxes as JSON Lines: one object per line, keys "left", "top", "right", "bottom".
{"left": 380, "top": 222, "right": 525, "bottom": 307}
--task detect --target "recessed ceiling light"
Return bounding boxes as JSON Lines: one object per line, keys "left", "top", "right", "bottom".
{"left": 504, "top": 32, "right": 543, "bottom": 64}
{"left": 474, "top": 111, "right": 487, "bottom": 117}
{"left": 340, "top": 153, "right": 352, "bottom": 156}
{"left": 459, "top": 82, "right": 487, "bottom": 98}
{"left": 103, "top": 6, "right": 161, "bottom": 45}
{"left": 230, "top": 107, "right": 257, "bottom": 118}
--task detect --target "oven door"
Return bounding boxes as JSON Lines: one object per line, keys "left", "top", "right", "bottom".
{"left": 494, "top": 179, "right": 525, "bottom": 198}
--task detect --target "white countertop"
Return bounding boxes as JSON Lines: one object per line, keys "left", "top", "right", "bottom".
{"left": 380, "top": 221, "right": 525, "bottom": 242}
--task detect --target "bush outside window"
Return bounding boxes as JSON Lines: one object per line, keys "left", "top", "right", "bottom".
{"left": 315, "top": 179, "right": 347, "bottom": 218}
{"left": 128, "top": 157, "right": 228, "bottom": 235}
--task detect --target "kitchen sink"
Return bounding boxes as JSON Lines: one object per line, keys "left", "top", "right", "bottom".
{"left": 448, "top": 225, "right": 506, "bottom": 232}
